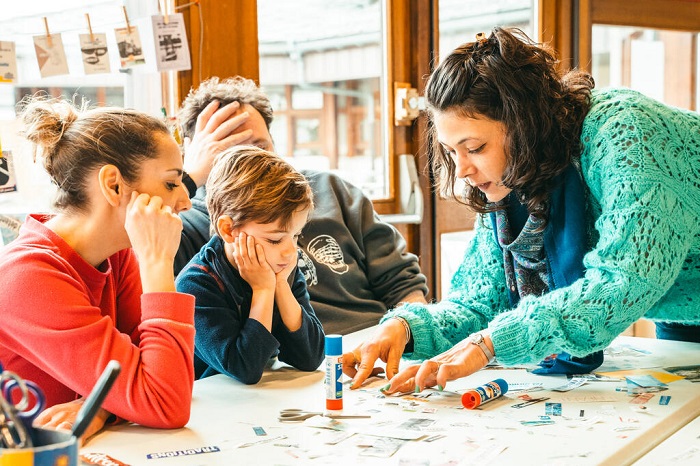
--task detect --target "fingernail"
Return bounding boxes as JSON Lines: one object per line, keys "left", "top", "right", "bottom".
{"left": 437, "top": 385, "right": 444, "bottom": 391}
{"left": 414, "top": 385, "right": 421, "bottom": 393}
{"left": 380, "top": 383, "right": 391, "bottom": 392}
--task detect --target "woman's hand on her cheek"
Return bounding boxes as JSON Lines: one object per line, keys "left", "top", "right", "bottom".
{"left": 125, "top": 191, "right": 183, "bottom": 262}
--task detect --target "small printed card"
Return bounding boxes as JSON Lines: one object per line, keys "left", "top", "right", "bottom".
{"left": 151, "top": 13, "right": 191, "bottom": 71}
{"left": 79, "top": 33, "right": 111, "bottom": 75}
{"left": 33, "top": 34, "right": 69, "bottom": 77}
{"left": 0, "top": 41, "right": 18, "bottom": 83}
{"left": 0, "top": 151, "right": 18, "bottom": 194}
{"left": 114, "top": 26, "right": 146, "bottom": 68}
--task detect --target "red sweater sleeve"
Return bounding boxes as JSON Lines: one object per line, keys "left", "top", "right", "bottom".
{"left": 0, "top": 234, "right": 195, "bottom": 428}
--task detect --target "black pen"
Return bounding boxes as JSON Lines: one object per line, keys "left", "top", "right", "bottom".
{"left": 71, "top": 360, "right": 121, "bottom": 439}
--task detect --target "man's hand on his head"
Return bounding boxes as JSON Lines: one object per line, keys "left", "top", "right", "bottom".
{"left": 183, "top": 100, "right": 255, "bottom": 187}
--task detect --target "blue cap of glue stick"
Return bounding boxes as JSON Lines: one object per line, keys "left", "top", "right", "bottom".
{"left": 325, "top": 334, "right": 342, "bottom": 356}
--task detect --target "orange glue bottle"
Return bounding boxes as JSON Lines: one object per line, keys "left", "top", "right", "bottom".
{"left": 461, "top": 378, "right": 508, "bottom": 409}
{"left": 324, "top": 334, "right": 343, "bottom": 410}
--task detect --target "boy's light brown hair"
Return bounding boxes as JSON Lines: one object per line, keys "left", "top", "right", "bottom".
{"left": 206, "top": 146, "right": 313, "bottom": 236}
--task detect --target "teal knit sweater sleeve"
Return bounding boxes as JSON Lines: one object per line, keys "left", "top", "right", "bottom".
{"left": 385, "top": 89, "right": 700, "bottom": 366}
{"left": 381, "top": 215, "right": 511, "bottom": 359}
{"left": 490, "top": 89, "right": 700, "bottom": 365}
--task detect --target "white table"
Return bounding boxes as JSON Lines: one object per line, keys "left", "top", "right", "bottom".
{"left": 82, "top": 331, "right": 700, "bottom": 465}
{"left": 633, "top": 412, "right": 700, "bottom": 465}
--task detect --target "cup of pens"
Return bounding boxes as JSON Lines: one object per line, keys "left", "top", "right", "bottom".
{"left": 1, "top": 359, "right": 121, "bottom": 466}
{"left": 0, "top": 427, "right": 77, "bottom": 466}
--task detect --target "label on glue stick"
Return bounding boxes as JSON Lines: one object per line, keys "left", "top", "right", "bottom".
{"left": 325, "top": 334, "right": 343, "bottom": 410}
{"left": 461, "top": 378, "right": 508, "bottom": 409}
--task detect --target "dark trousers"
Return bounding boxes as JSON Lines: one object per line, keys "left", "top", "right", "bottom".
{"left": 655, "top": 322, "right": 700, "bottom": 343}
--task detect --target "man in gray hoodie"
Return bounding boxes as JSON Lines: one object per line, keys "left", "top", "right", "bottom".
{"left": 176, "top": 76, "right": 428, "bottom": 335}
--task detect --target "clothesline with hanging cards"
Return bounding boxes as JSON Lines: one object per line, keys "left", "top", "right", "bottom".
{"left": 0, "top": 5, "right": 195, "bottom": 82}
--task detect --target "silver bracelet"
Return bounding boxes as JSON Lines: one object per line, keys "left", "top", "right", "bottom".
{"left": 391, "top": 317, "right": 411, "bottom": 344}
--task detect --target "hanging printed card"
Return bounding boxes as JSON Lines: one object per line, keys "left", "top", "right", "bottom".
{"left": 151, "top": 13, "right": 191, "bottom": 72}
{"left": 33, "top": 34, "right": 69, "bottom": 78}
{"left": 114, "top": 26, "right": 146, "bottom": 68}
{"left": 79, "top": 33, "right": 111, "bottom": 75}
{"left": 0, "top": 42, "right": 18, "bottom": 83}
{"left": 0, "top": 151, "right": 18, "bottom": 194}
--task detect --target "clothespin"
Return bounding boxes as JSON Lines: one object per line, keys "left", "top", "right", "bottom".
{"left": 43, "top": 17, "right": 53, "bottom": 48}
{"left": 122, "top": 6, "right": 132, "bottom": 33}
{"left": 85, "top": 13, "right": 95, "bottom": 43}
{"left": 159, "top": 0, "right": 170, "bottom": 24}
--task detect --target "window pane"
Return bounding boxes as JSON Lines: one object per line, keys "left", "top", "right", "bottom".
{"left": 291, "top": 89, "right": 324, "bottom": 110}
{"left": 295, "top": 118, "right": 320, "bottom": 145}
{"left": 257, "top": 0, "right": 387, "bottom": 198}
{"left": 438, "top": 0, "right": 533, "bottom": 61}
{"left": 592, "top": 26, "right": 699, "bottom": 110}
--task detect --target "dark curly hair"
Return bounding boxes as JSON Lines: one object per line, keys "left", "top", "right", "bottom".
{"left": 425, "top": 27, "right": 594, "bottom": 222}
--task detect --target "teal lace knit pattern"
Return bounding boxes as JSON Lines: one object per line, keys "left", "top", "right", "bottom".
{"left": 383, "top": 88, "right": 700, "bottom": 365}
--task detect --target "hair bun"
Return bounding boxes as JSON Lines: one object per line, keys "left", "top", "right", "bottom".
{"left": 18, "top": 96, "right": 79, "bottom": 164}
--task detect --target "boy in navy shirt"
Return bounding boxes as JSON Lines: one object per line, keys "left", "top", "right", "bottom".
{"left": 177, "top": 146, "right": 324, "bottom": 383}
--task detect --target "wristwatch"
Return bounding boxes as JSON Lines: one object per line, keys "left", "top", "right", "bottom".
{"left": 468, "top": 333, "right": 495, "bottom": 363}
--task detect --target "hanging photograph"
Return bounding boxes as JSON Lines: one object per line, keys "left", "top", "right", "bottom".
{"left": 79, "top": 33, "right": 111, "bottom": 75}
{"left": 0, "top": 41, "right": 18, "bottom": 83}
{"left": 0, "top": 151, "right": 17, "bottom": 194}
{"left": 114, "top": 26, "right": 146, "bottom": 69}
{"left": 151, "top": 13, "right": 191, "bottom": 72}
{"left": 33, "top": 34, "right": 69, "bottom": 78}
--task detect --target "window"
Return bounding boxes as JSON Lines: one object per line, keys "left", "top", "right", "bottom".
{"left": 257, "top": 0, "right": 388, "bottom": 198}
{"left": 592, "top": 26, "right": 699, "bottom": 110}
{"left": 438, "top": 0, "right": 533, "bottom": 60}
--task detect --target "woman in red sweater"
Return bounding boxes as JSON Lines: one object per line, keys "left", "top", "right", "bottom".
{"left": 0, "top": 96, "right": 195, "bottom": 439}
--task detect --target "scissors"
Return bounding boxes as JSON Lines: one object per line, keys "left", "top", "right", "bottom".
{"left": 0, "top": 370, "right": 46, "bottom": 448}
{"left": 278, "top": 408, "right": 371, "bottom": 422}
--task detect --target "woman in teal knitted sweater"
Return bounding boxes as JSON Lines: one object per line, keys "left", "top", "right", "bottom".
{"left": 344, "top": 27, "right": 700, "bottom": 392}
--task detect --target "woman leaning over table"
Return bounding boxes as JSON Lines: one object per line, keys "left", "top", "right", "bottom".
{"left": 344, "top": 27, "right": 700, "bottom": 393}
{"left": 0, "top": 95, "right": 195, "bottom": 439}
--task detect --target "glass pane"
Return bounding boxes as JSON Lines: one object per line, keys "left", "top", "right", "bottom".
{"left": 258, "top": 0, "right": 387, "bottom": 198}
{"left": 295, "top": 118, "right": 320, "bottom": 144}
{"left": 438, "top": 0, "right": 534, "bottom": 61}
{"left": 592, "top": 26, "right": 699, "bottom": 111}
{"left": 291, "top": 89, "right": 323, "bottom": 109}
{"left": 269, "top": 114, "right": 289, "bottom": 155}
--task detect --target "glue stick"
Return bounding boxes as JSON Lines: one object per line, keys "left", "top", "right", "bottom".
{"left": 324, "top": 334, "right": 343, "bottom": 410}
{"left": 461, "top": 378, "right": 508, "bottom": 409}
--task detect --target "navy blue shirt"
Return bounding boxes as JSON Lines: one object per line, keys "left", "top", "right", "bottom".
{"left": 176, "top": 235, "right": 325, "bottom": 384}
